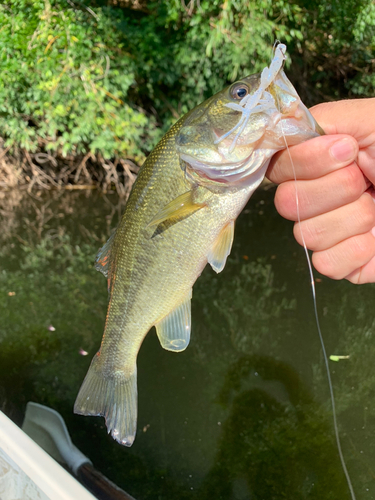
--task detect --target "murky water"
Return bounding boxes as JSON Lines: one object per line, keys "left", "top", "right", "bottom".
{"left": 1, "top": 188, "right": 375, "bottom": 499}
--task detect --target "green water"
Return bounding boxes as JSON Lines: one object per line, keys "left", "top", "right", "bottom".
{"left": 1, "top": 188, "right": 375, "bottom": 499}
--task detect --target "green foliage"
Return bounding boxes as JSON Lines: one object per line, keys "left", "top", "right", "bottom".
{"left": 120, "top": 0, "right": 305, "bottom": 129}
{"left": 0, "top": 0, "right": 374, "bottom": 164}
{"left": 288, "top": 0, "right": 375, "bottom": 103}
{"left": 114, "top": 0, "right": 375, "bottom": 130}
{"left": 0, "top": 0, "right": 158, "bottom": 161}
{"left": 349, "top": 1, "right": 375, "bottom": 96}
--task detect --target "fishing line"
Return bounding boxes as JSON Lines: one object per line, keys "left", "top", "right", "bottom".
{"left": 276, "top": 85, "right": 357, "bottom": 500}
{"left": 223, "top": 44, "right": 356, "bottom": 497}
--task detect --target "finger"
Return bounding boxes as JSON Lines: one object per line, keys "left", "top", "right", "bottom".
{"left": 293, "top": 192, "right": 375, "bottom": 251}
{"left": 310, "top": 100, "right": 375, "bottom": 184}
{"left": 267, "top": 134, "right": 358, "bottom": 184}
{"left": 345, "top": 255, "right": 375, "bottom": 284}
{"left": 310, "top": 99, "right": 375, "bottom": 140}
{"left": 274, "top": 163, "right": 371, "bottom": 221}
{"left": 312, "top": 231, "right": 375, "bottom": 280}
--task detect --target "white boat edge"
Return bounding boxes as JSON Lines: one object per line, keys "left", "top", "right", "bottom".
{"left": 0, "top": 410, "right": 96, "bottom": 500}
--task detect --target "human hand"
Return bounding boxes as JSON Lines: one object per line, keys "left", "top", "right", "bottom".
{"left": 267, "top": 99, "right": 375, "bottom": 284}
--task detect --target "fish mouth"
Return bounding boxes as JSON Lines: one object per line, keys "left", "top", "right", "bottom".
{"left": 180, "top": 108, "right": 320, "bottom": 188}
{"left": 180, "top": 149, "right": 269, "bottom": 187}
{"left": 278, "top": 102, "right": 322, "bottom": 144}
{"left": 180, "top": 153, "right": 243, "bottom": 172}
{"left": 261, "top": 111, "right": 321, "bottom": 149}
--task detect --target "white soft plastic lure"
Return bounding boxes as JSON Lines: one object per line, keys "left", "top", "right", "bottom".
{"left": 216, "top": 43, "right": 287, "bottom": 151}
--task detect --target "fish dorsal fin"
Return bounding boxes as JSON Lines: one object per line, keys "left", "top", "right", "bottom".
{"left": 155, "top": 290, "right": 192, "bottom": 352}
{"left": 207, "top": 220, "right": 235, "bottom": 273}
{"left": 95, "top": 231, "right": 116, "bottom": 278}
{"left": 148, "top": 191, "right": 206, "bottom": 227}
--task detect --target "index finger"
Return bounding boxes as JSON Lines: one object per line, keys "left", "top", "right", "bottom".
{"left": 267, "top": 134, "right": 359, "bottom": 184}
{"left": 310, "top": 99, "right": 375, "bottom": 142}
{"left": 311, "top": 100, "right": 375, "bottom": 184}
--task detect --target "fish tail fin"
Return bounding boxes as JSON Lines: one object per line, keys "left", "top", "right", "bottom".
{"left": 74, "top": 353, "right": 137, "bottom": 446}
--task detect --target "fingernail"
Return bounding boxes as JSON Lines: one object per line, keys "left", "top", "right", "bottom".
{"left": 330, "top": 138, "right": 357, "bottom": 163}
{"left": 372, "top": 226, "right": 375, "bottom": 238}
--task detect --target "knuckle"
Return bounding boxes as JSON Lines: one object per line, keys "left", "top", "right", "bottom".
{"left": 346, "top": 272, "right": 361, "bottom": 285}
{"left": 267, "top": 151, "right": 285, "bottom": 183}
{"left": 356, "top": 194, "right": 375, "bottom": 231}
{"left": 312, "top": 251, "right": 340, "bottom": 280}
{"left": 341, "top": 166, "right": 365, "bottom": 200}
{"left": 274, "top": 183, "right": 297, "bottom": 220}
{"left": 293, "top": 220, "right": 322, "bottom": 249}
{"left": 350, "top": 233, "right": 375, "bottom": 261}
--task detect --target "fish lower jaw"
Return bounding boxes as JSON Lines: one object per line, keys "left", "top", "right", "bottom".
{"left": 181, "top": 150, "right": 271, "bottom": 190}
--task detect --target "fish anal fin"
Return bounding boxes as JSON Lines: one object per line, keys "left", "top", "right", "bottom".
{"left": 155, "top": 291, "right": 192, "bottom": 352}
{"left": 208, "top": 220, "right": 235, "bottom": 273}
{"left": 148, "top": 191, "right": 206, "bottom": 228}
{"left": 95, "top": 231, "right": 116, "bottom": 278}
{"left": 74, "top": 354, "right": 137, "bottom": 447}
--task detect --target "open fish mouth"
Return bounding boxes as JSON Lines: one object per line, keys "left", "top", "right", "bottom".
{"left": 177, "top": 44, "right": 322, "bottom": 188}
{"left": 181, "top": 149, "right": 268, "bottom": 186}
{"left": 180, "top": 108, "right": 320, "bottom": 187}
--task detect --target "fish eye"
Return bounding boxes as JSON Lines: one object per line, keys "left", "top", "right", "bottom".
{"left": 230, "top": 83, "right": 249, "bottom": 100}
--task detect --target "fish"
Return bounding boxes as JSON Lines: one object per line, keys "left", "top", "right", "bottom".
{"left": 74, "top": 45, "right": 322, "bottom": 446}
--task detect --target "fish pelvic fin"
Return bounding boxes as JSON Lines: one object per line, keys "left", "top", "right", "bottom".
{"left": 74, "top": 353, "right": 137, "bottom": 447}
{"left": 147, "top": 191, "right": 206, "bottom": 228}
{"left": 207, "top": 220, "right": 235, "bottom": 273}
{"left": 155, "top": 290, "right": 192, "bottom": 352}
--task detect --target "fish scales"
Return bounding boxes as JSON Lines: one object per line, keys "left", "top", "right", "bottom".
{"left": 102, "top": 121, "right": 252, "bottom": 365}
{"left": 75, "top": 47, "right": 323, "bottom": 446}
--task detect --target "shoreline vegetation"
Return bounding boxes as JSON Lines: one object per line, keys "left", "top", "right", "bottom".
{"left": 0, "top": 144, "right": 139, "bottom": 196}
{"left": 1, "top": 0, "right": 374, "bottom": 195}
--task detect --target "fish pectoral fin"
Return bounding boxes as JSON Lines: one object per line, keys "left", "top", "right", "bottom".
{"left": 207, "top": 220, "right": 235, "bottom": 273}
{"left": 147, "top": 191, "right": 206, "bottom": 228}
{"left": 155, "top": 291, "right": 192, "bottom": 352}
{"left": 95, "top": 230, "right": 116, "bottom": 278}
{"left": 74, "top": 353, "right": 138, "bottom": 447}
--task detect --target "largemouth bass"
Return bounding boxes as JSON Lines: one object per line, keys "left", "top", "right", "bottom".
{"left": 74, "top": 45, "right": 322, "bottom": 446}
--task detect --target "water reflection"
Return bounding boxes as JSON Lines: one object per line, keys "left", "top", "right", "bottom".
{"left": 200, "top": 355, "right": 349, "bottom": 499}
{"left": 0, "top": 189, "right": 374, "bottom": 499}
